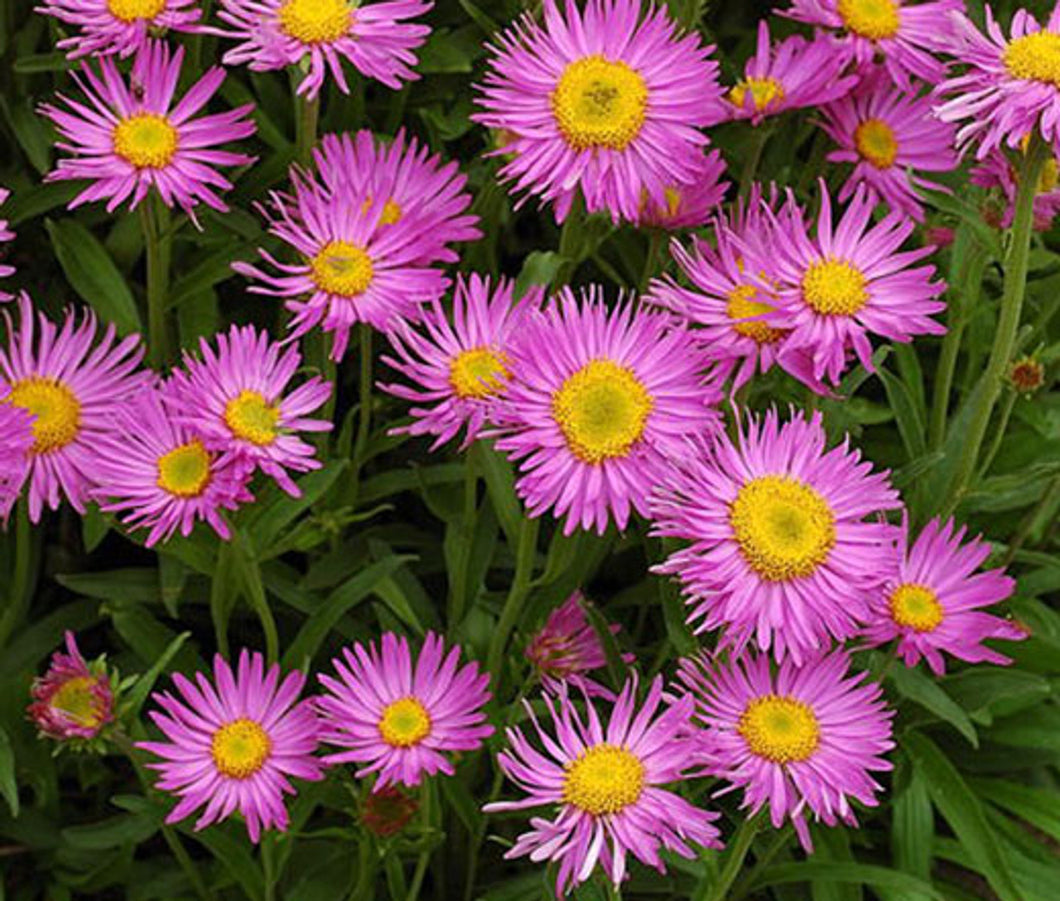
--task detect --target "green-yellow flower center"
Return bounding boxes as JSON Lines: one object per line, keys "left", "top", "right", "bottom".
{"left": 449, "top": 347, "right": 510, "bottom": 399}
{"left": 106, "top": 0, "right": 167, "bottom": 21}
{"left": 51, "top": 676, "right": 107, "bottom": 729}
{"left": 211, "top": 718, "right": 271, "bottom": 779}
{"left": 562, "top": 744, "right": 645, "bottom": 815}
{"left": 552, "top": 55, "right": 648, "bottom": 152}
{"left": 278, "top": 0, "right": 353, "bottom": 44}
{"left": 1004, "top": 32, "right": 1060, "bottom": 88}
{"left": 889, "top": 582, "right": 944, "bottom": 632}
{"left": 739, "top": 695, "right": 820, "bottom": 763}
{"left": 729, "top": 77, "right": 785, "bottom": 112}
{"left": 310, "top": 240, "right": 374, "bottom": 297}
{"left": 156, "top": 440, "right": 212, "bottom": 499}
{"left": 802, "top": 258, "right": 870, "bottom": 316}
{"left": 224, "top": 390, "right": 280, "bottom": 446}
{"left": 113, "top": 113, "right": 178, "bottom": 169}
{"left": 854, "top": 118, "right": 898, "bottom": 169}
{"left": 726, "top": 284, "right": 784, "bottom": 344}
{"left": 379, "top": 697, "right": 431, "bottom": 748}
{"left": 836, "top": 0, "right": 900, "bottom": 40}
{"left": 7, "top": 377, "right": 82, "bottom": 455}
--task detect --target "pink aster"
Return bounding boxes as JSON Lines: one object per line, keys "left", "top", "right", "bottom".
{"left": 28, "top": 631, "right": 115, "bottom": 742}
{"left": 679, "top": 649, "right": 894, "bottom": 851}
{"left": 0, "top": 394, "right": 33, "bottom": 523}
{"left": 473, "top": 0, "right": 725, "bottom": 223}
{"left": 650, "top": 408, "right": 901, "bottom": 663}
{"left": 0, "top": 188, "right": 16, "bottom": 298}
{"left": 484, "top": 676, "right": 723, "bottom": 896}
{"left": 39, "top": 41, "right": 256, "bottom": 221}
{"left": 139, "top": 650, "right": 325, "bottom": 843}
{"left": 491, "top": 287, "right": 722, "bottom": 536}
{"left": 970, "top": 146, "right": 1060, "bottom": 230}
{"left": 36, "top": 0, "right": 201, "bottom": 59}
{"left": 215, "top": 0, "right": 431, "bottom": 100}
{"left": 168, "top": 324, "right": 332, "bottom": 497}
{"left": 316, "top": 632, "right": 493, "bottom": 789}
{"left": 862, "top": 515, "right": 1025, "bottom": 675}
{"left": 634, "top": 148, "right": 730, "bottom": 230}
{"left": 0, "top": 293, "right": 147, "bottom": 523}
{"left": 92, "top": 385, "right": 254, "bottom": 547}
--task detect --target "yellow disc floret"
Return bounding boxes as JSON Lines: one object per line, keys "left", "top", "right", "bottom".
{"left": 726, "top": 284, "right": 785, "bottom": 344}
{"left": 211, "top": 718, "right": 272, "bottom": 779}
{"left": 801, "top": 258, "right": 870, "bottom": 316}
{"left": 739, "top": 695, "right": 820, "bottom": 763}
{"left": 106, "top": 0, "right": 167, "bottom": 22}
{"left": 113, "top": 113, "right": 178, "bottom": 169}
{"left": 156, "top": 440, "right": 212, "bottom": 498}
{"left": 310, "top": 240, "right": 374, "bottom": 297}
{"left": 729, "top": 77, "right": 785, "bottom": 112}
{"left": 552, "top": 55, "right": 648, "bottom": 152}
{"left": 50, "top": 676, "right": 107, "bottom": 729}
{"left": 562, "top": 744, "right": 645, "bottom": 815}
{"left": 278, "top": 0, "right": 353, "bottom": 44}
{"left": 224, "top": 390, "right": 280, "bottom": 446}
{"left": 379, "top": 697, "right": 431, "bottom": 748}
{"left": 854, "top": 118, "right": 898, "bottom": 169}
{"left": 449, "top": 347, "right": 510, "bottom": 399}
{"left": 888, "top": 582, "right": 944, "bottom": 632}
{"left": 836, "top": 0, "right": 901, "bottom": 41}
{"left": 7, "top": 377, "right": 82, "bottom": 455}
{"left": 1004, "top": 31, "right": 1060, "bottom": 88}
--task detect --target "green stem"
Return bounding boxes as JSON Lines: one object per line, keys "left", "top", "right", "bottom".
{"left": 140, "top": 198, "right": 171, "bottom": 368}
{"left": 727, "top": 826, "right": 793, "bottom": 901}
{"left": 448, "top": 443, "right": 480, "bottom": 633}
{"left": 641, "top": 230, "right": 663, "bottom": 293}
{"left": 486, "top": 516, "right": 540, "bottom": 680}
{"left": 1003, "top": 474, "right": 1060, "bottom": 566}
{"left": 0, "top": 502, "right": 33, "bottom": 650}
{"left": 294, "top": 91, "right": 320, "bottom": 166}
{"left": 355, "top": 324, "right": 373, "bottom": 464}
{"left": 262, "top": 833, "right": 277, "bottom": 901}
{"left": 556, "top": 199, "right": 586, "bottom": 286}
{"left": 348, "top": 836, "right": 376, "bottom": 901}
{"left": 739, "top": 127, "right": 771, "bottom": 200}
{"left": 405, "top": 785, "right": 432, "bottom": 901}
{"left": 696, "top": 813, "right": 762, "bottom": 901}
{"left": 976, "top": 389, "right": 1017, "bottom": 481}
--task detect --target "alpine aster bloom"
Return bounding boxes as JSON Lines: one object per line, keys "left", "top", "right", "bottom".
{"left": 484, "top": 676, "right": 723, "bottom": 895}
{"left": 168, "top": 325, "right": 332, "bottom": 497}
{"left": 862, "top": 516, "right": 1025, "bottom": 675}
{"left": 28, "top": 631, "right": 114, "bottom": 742}
{"left": 36, "top": 0, "right": 201, "bottom": 59}
{"left": 0, "top": 188, "right": 16, "bottom": 298}
{"left": 971, "top": 145, "right": 1060, "bottom": 230}
{"left": 0, "top": 294, "right": 147, "bottom": 523}
{"left": 679, "top": 650, "right": 894, "bottom": 851}
{"left": 473, "top": 0, "right": 725, "bottom": 223}
{"left": 634, "top": 149, "right": 729, "bottom": 230}
{"left": 40, "top": 41, "right": 256, "bottom": 220}
{"left": 379, "top": 275, "right": 537, "bottom": 450}
{"left": 651, "top": 409, "right": 901, "bottom": 662}
{"left": 139, "top": 650, "right": 324, "bottom": 842}
{"left": 215, "top": 0, "right": 431, "bottom": 100}
{"left": 0, "top": 395, "right": 33, "bottom": 523}
{"left": 316, "top": 632, "right": 493, "bottom": 789}
{"left": 492, "top": 288, "right": 722, "bottom": 535}
{"left": 93, "top": 386, "right": 254, "bottom": 547}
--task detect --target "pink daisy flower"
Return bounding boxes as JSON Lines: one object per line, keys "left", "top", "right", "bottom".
{"left": 725, "top": 21, "right": 858, "bottom": 125}
{"left": 491, "top": 287, "right": 722, "bottom": 536}
{"left": 650, "top": 408, "right": 901, "bottom": 662}
{"left": 139, "top": 650, "right": 325, "bottom": 843}
{"left": 767, "top": 183, "right": 946, "bottom": 388}
{"left": 316, "top": 632, "right": 493, "bottom": 789}
{"left": 484, "top": 676, "right": 723, "bottom": 895}
{"left": 0, "top": 188, "right": 16, "bottom": 298}
{"left": 379, "top": 274, "right": 538, "bottom": 451}
{"left": 0, "top": 393, "right": 33, "bottom": 523}
{"left": 473, "top": 0, "right": 725, "bottom": 223}
{"left": 783, "top": 0, "right": 961, "bottom": 90}
{"left": 971, "top": 145, "right": 1060, "bottom": 230}
{"left": 35, "top": 0, "right": 201, "bottom": 59}
{"left": 820, "top": 67, "right": 959, "bottom": 221}
{"left": 862, "top": 516, "right": 1025, "bottom": 675}
{"left": 92, "top": 386, "right": 254, "bottom": 547}
{"left": 679, "top": 649, "right": 894, "bottom": 851}
{"left": 28, "top": 631, "right": 115, "bottom": 742}
{"left": 0, "top": 294, "right": 147, "bottom": 523}
{"left": 40, "top": 41, "right": 256, "bottom": 220}
{"left": 634, "top": 148, "right": 729, "bottom": 230}
{"left": 168, "top": 325, "right": 332, "bottom": 497}
{"left": 215, "top": 0, "right": 431, "bottom": 100}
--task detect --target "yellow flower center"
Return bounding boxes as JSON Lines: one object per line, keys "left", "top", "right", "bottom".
{"left": 552, "top": 55, "right": 648, "bottom": 152}
{"left": 156, "top": 440, "right": 212, "bottom": 499}
{"left": 552, "top": 359, "right": 653, "bottom": 465}
{"left": 726, "top": 284, "right": 784, "bottom": 344}
{"left": 1004, "top": 32, "right": 1060, "bottom": 88}
{"left": 224, "top": 390, "right": 280, "bottom": 446}
{"left": 730, "top": 475, "right": 836, "bottom": 582}
{"left": 802, "top": 258, "right": 870, "bottom": 316}
{"left": 112, "top": 113, "right": 178, "bottom": 169}
{"left": 562, "top": 744, "right": 645, "bottom": 816}
{"left": 7, "top": 377, "right": 82, "bottom": 455}
{"left": 278, "top": 0, "right": 353, "bottom": 44}
{"left": 1041, "top": 157, "right": 1059, "bottom": 193}
{"left": 889, "top": 582, "right": 944, "bottom": 632}
{"left": 106, "top": 0, "right": 166, "bottom": 21}
{"left": 854, "top": 118, "right": 898, "bottom": 169}
{"left": 739, "top": 695, "right": 820, "bottom": 763}
{"left": 449, "top": 347, "right": 510, "bottom": 399}
{"left": 378, "top": 697, "right": 431, "bottom": 748}
{"left": 836, "top": 0, "right": 900, "bottom": 40}
{"left": 729, "top": 77, "right": 785, "bottom": 112}
{"left": 211, "top": 718, "right": 271, "bottom": 779}
{"left": 50, "top": 676, "right": 106, "bottom": 729}
{"left": 310, "top": 240, "right": 374, "bottom": 297}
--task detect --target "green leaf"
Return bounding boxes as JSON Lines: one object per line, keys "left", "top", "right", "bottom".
{"left": 184, "top": 825, "right": 264, "bottom": 901}
{"left": 888, "top": 664, "right": 978, "bottom": 746}
{"left": 477, "top": 443, "right": 523, "bottom": 550}
{"left": 891, "top": 763, "right": 933, "bottom": 888}
{"left": 0, "top": 726, "right": 18, "bottom": 817}
{"left": 61, "top": 812, "right": 159, "bottom": 850}
{"left": 123, "top": 632, "right": 190, "bottom": 719}
{"left": 972, "top": 778, "right": 1060, "bottom": 844}
{"left": 744, "top": 862, "right": 944, "bottom": 899}
{"left": 878, "top": 366, "right": 927, "bottom": 462}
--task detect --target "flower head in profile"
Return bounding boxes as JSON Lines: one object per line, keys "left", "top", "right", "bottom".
{"left": 971, "top": 144, "right": 1060, "bottom": 230}
{"left": 679, "top": 649, "right": 894, "bottom": 851}
{"left": 863, "top": 516, "right": 1025, "bottom": 675}
{"left": 492, "top": 287, "right": 722, "bottom": 535}
{"left": 216, "top": 0, "right": 431, "bottom": 100}
{"left": 651, "top": 409, "right": 901, "bottom": 662}
{"left": 0, "top": 391, "right": 32, "bottom": 522}
{"left": 36, "top": 0, "right": 201, "bottom": 59}
{"left": 40, "top": 41, "right": 256, "bottom": 221}
{"left": 361, "top": 786, "right": 418, "bottom": 837}
{"left": 484, "top": 676, "right": 723, "bottom": 896}
{"left": 0, "top": 188, "right": 17, "bottom": 298}
{"left": 1009, "top": 355, "right": 1047, "bottom": 395}
{"left": 28, "top": 631, "right": 115, "bottom": 743}
{"left": 473, "top": 0, "right": 725, "bottom": 223}
{"left": 380, "top": 275, "right": 538, "bottom": 450}
{"left": 168, "top": 325, "right": 332, "bottom": 497}
{"left": 635, "top": 149, "right": 729, "bottom": 230}
{"left": 316, "top": 632, "right": 493, "bottom": 789}
{"left": 139, "top": 650, "right": 324, "bottom": 842}
{"left": 0, "top": 294, "right": 147, "bottom": 522}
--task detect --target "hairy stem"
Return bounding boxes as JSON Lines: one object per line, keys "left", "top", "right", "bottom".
{"left": 486, "top": 516, "right": 540, "bottom": 679}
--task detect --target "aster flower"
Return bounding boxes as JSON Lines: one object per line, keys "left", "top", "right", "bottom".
{"left": 28, "top": 631, "right": 115, "bottom": 743}
{"left": 168, "top": 324, "right": 332, "bottom": 497}
{"left": 92, "top": 386, "right": 254, "bottom": 547}
{"left": 215, "top": 0, "right": 431, "bottom": 100}
{"left": 651, "top": 408, "right": 901, "bottom": 662}
{"left": 0, "top": 294, "right": 147, "bottom": 523}
{"left": 36, "top": 0, "right": 201, "bottom": 59}
{"left": 971, "top": 144, "right": 1060, "bottom": 230}
{"left": 635, "top": 149, "right": 729, "bottom": 230}
{"left": 361, "top": 786, "right": 418, "bottom": 837}
{"left": 0, "top": 396, "right": 33, "bottom": 523}
{"left": 484, "top": 676, "right": 723, "bottom": 895}
{"left": 379, "top": 275, "right": 538, "bottom": 450}
{"left": 0, "top": 188, "right": 16, "bottom": 298}
{"left": 491, "top": 287, "right": 722, "bottom": 536}
{"left": 863, "top": 516, "right": 1025, "bottom": 675}
{"left": 473, "top": 0, "right": 725, "bottom": 223}
{"left": 820, "top": 68, "right": 959, "bottom": 221}
{"left": 139, "top": 650, "right": 324, "bottom": 843}
{"left": 40, "top": 41, "right": 256, "bottom": 220}
{"left": 316, "top": 632, "right": 493, "bottom": 789}
{"left": 679, "top": 649, "right": 894, "bottom": 851}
